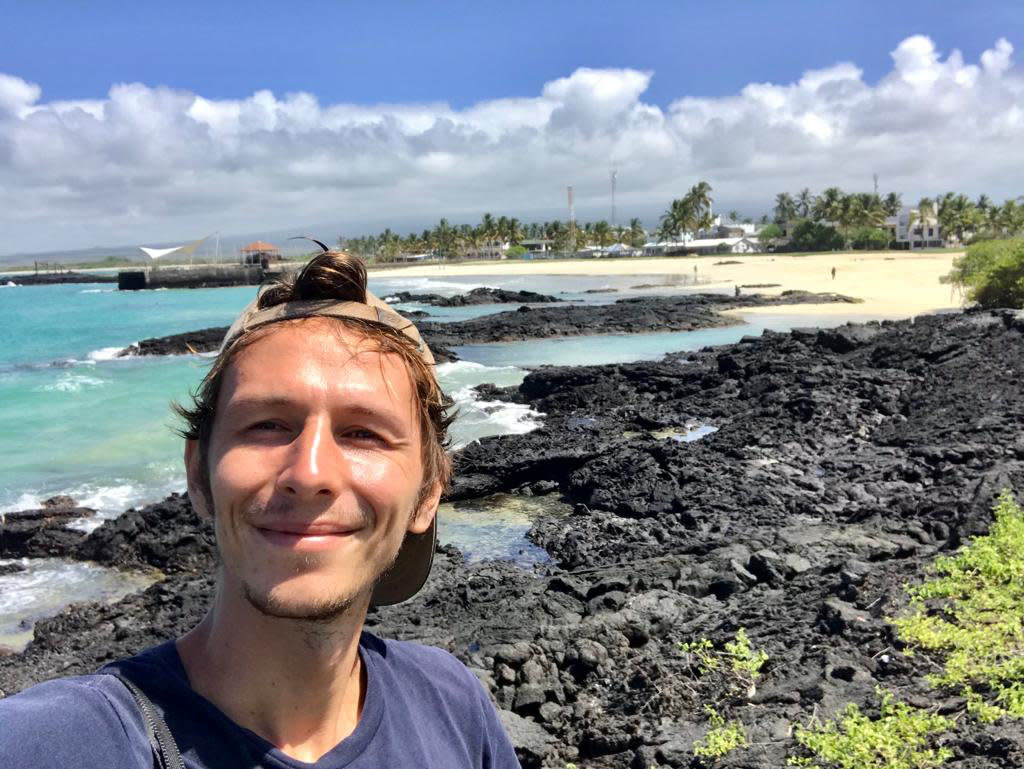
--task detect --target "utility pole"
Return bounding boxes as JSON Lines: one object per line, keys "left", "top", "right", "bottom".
{"left": 567, "top": 185, "right": 575, "bottom": 250}
{"left": 610, "top": 166, "right": 617, "bottom": 228}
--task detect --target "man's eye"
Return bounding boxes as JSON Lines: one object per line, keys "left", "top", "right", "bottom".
{"left": 248, "top": 421, "right": 284, "bottom": 432}
{"left": 346, "top": 428, "right": 384, "bottom": 442}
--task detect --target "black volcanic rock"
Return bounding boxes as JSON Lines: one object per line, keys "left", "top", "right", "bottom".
{"left": 120, "top": 326, "right": 227, "bottom": 357}
{"left": 75, "top": 492, "right": 215, "bottom": 574}
{"left": 384, "top": 287, "right": 562, "bottom": 306}
{"left": 0, "top": 505, "right": 92, "bottom": 559}
{"left": 418, "top": 292, "right": 858, "bottom": 347}
{"left": 4, "top": 309, "right": 1023, "bottom": 768}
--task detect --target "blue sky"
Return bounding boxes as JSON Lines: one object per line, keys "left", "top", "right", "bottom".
{"left": 0, "top": 2, "right": 1021, "bottom": 255}
{"left": 3, "top": 1, "right": 1020, "bottom": 108}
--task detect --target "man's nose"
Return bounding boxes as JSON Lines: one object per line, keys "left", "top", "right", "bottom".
{"left": 277, "top": 416, "right": 342, "bottom": 499}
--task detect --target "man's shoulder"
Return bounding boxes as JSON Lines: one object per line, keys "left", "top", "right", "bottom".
{"left": 0, "top": 673, "right": 151, "bottom": 768}
{"left": 363, "top": 633, "right": 488, "bottom": 704}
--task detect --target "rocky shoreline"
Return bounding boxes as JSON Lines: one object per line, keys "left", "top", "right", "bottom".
{"left": 118, "top": 291, "right": 858, "bottom": 361}
{"left": 4, "top": 309, "right": 1023, "bottom": 768}
{"left": 381, "top": 286, "right": 563, "bottom": 306}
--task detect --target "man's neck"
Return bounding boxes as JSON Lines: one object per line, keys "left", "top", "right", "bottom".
{"left": 176, "top": 589, "right": 370, "bottom": 763}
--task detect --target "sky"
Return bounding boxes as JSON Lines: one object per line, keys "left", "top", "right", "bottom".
{"left": 0, "top": 1, "right": 1022, "bottom": 255}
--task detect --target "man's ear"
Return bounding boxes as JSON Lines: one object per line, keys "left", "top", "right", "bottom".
{"left": 408, "top": 480, "right": 443, "bottom": 535}
{"left": 184, "top": 440, "right": 212, "bottom": 519}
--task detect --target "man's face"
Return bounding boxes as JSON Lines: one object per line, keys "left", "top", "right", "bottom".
{"left": 185, "top": 318, "right": 439, "bottom": 620}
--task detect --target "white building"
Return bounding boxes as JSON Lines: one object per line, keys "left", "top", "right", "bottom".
{"left": 642, "top": 237, "right": 761, "bottom": 256}
{"left": 883, "top": 209, "right": 944, "bottom": 249}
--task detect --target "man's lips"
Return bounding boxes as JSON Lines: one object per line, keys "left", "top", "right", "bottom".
{"left": 254, "top": 522, "right": 360, "bottom": 550}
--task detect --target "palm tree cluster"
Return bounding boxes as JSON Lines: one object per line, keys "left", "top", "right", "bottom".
{"left": 774, "top": 187, "right": 1024, "bottom": 246}
{"left": 656, "top": 181, "right": 714, "bottom": 241}
{"left": 917, "top": 193, "right": 1024, "bottom": 244}
{"left": 338, "top": 214, "right": 648, "bottom": 261}
{"left": 773, "top": 187, "right": 897, "bottom": 231}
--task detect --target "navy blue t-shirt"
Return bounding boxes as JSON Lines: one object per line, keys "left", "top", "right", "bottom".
{"left": 0, "top": 632, "right": 521, "bottom": 768}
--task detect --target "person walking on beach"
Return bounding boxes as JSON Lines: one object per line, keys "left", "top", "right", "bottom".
{"left": 831, "top": 266, "right": 836, "bottom": 280}
{"left": 0, "top": 249, "right": 521, "bottom": 768}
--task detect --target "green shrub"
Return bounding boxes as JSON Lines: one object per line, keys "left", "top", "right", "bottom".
{"left": 506, "top": 244, "right": 528, "bottom": 257}
{"left": 789, "top": 689, "right": 953, "bottom": 769}
{"left": 679, "top": 627, "right": 768, "bottom": 699}
{"left": 849, "top": 226, "right": 890, "bottom": 250}
{"left": 788, "top": 220, "right": 845, "bottom": 252}
{"left": 890, "top": 490, "right": 1024, "bottom": 720}
{"left": 693, "top": 706, "right": 747, "bottom": 759}
{"left": 943, "top": 238, "right": 1024, "bottom": 308}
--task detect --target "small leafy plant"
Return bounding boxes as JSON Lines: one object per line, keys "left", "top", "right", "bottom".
{"left": 890, "top": 490, "right": 1024, "bottom": 721}
{"left": 789, "top": 688, "right": 953, "bottom": 769}
{"left": 693, "top": 705, "right": 747, "bottom": 759}
{"left": 679, "top": 627, "right": 768, "bottom": 699}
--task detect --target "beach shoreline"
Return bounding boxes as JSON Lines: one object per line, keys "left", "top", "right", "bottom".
{"left": 370, "top": 251, "right": 963, "bottom": 319}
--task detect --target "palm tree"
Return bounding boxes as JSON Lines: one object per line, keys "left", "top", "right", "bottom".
{"left": 814, "top": 187, "right": 844, "bottom": 223}
{"left": 629, "top": 218, "right": 645, "bottom": 248}
{"left": 910, "top": 197, "right": 935, "bottom": 249}
{"left": 882, "top": 192, "right": 902, "bottom": 217}
{"left": 797, "top": 188, "right": 814, "bottom": 218}
{"left": 727, "top": 210, "right": 740, "bottom": 223}
{"left": 591, "top": 220, "right": 613, "bottom": 248}
{"left": 774, "top": 192, "right": 797, "bottom": 224}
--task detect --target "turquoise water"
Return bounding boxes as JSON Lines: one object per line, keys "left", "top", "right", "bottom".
{"left": 0, "top": 274, "right": 893, "bottom": 644}
{"left": 0, "top": 278, "right": 878, "bottom": 519}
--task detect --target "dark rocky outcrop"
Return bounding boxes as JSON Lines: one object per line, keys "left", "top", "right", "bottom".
{"left": 384, "top": 287, "right": 561, "bottom": 306}
{"left": 116, "top": 291, "right": 856, "bottom": 364}
{"left": 1, "top": 273, "right": 117, "bottom": 286}
{"left": 4, "top": 309, "right": 1022, "bottom": 768}
{"left": 0, "top": 497, "right": 94, "bottom": 559}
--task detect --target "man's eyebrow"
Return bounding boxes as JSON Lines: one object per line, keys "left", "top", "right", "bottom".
{"left": 224, "top": 396, "right": 410, "bottom": 429}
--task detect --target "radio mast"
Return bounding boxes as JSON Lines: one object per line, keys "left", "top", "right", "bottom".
{"left": 567, "top": 185, "right": 575, "bottom": 249}
{"left": 610, "top": 167, "right": 617, "bottom": 228}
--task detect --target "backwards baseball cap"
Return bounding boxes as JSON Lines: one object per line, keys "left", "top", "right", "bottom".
{"left": 220, "top": 246, "right": 439, "bottom": 607}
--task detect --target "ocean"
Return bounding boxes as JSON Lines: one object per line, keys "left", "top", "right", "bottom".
{"left": 0, "top": 273, "right": 884, "bottom": 647}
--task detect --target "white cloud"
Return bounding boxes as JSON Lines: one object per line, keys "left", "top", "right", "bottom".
{"left": 0, "top": 35, "right": 1021, "bottom": 254}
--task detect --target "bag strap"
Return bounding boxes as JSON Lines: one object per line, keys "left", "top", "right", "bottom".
{"left": 111, "top": 671, "right": 186, "bottom": 769}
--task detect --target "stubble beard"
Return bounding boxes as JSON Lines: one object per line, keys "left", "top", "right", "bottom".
{"left": 230, "top": 500, "right": 406, "bottom": 625}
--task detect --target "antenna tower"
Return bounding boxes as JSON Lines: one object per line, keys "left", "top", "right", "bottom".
{"left": 610, "top": 167, "right": 617, "bottom": 228}
{"left": 567, "top": 186, "right": 575, "bottom": 246}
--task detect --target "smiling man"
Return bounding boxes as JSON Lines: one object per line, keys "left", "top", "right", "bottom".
{"left": 0, "top": 250, "right": 521, "bottom": 768}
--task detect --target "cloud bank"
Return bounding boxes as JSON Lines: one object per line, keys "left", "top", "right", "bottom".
{"left": 1, "top": 35, "right": 1021, "bottom": 254}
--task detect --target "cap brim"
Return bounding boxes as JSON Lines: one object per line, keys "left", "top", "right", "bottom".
{"left": 370, "top": 517, "right": 437, "bottom": 606}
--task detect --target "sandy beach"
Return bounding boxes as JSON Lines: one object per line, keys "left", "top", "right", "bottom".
{"left": 370, "top": 251, "right": 964, "bottom": 320}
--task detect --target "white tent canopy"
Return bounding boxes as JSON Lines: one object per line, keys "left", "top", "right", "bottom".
{"left": 139, "top": 246, "right": 184, "bottom": 260}
{"left": 139, "top": 234, "right": 212, "bottom": 262}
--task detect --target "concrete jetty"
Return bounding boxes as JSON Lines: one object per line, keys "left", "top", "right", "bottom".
{"left": 117, "top": 262, "right": 303, "bottom": 290}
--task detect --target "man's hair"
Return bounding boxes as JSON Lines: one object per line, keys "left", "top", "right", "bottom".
{"left": 174, "top": 251, "right": 454, "bottom": 505}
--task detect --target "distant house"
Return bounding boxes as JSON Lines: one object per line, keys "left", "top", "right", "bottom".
{"left": 240, "top": 241, "right": 281, "bottom": 266}
{"left": 464, "top": 241, "right": 510, "bottom": 259}
{"left": 642, "top": 237, "right": 760, "bottom": 256}
{"left": 883, "top": 209, "right": 945, "bottom": 249}
{"left": 520, "top": 238, "right": 553, "bottom": 254}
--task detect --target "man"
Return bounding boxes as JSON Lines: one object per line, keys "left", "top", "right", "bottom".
{"left": 0, "top": 248, "right": 521, "bottom": 768}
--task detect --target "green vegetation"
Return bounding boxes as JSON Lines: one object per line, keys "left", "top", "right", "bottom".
{"left": 891, "top": 490, "right": 1024, "bottom": 719}
{"left": 657, "top": 181, "right": 714, "bottom": 242}
{"left": 849, "top": 226, "right": 889, "bottom": 250}
{"left": 674, "top": 629, "right": 766, "bottom": 763}
{"left": 788, "top": 220, "right": 845, "bottom": 252}
{"left": 789, "top": 689, "right": 953, "bottom": 769}
{"left": 693, "top": 706, "right": 747, "bottom": 760}
{"left": 680, "top": 627, "right": 768, "bottom": 699}
{"left": 943, "top": 238, "right": 1024, "bottom": 309}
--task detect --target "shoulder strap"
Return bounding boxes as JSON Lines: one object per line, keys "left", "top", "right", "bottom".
{"left": 111, "top": 671, "right": 186, "bottom": 769}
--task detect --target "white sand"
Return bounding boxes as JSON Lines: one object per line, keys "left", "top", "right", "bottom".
{"left": 370, "top": 251, "right": 964, "bottom": 320}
